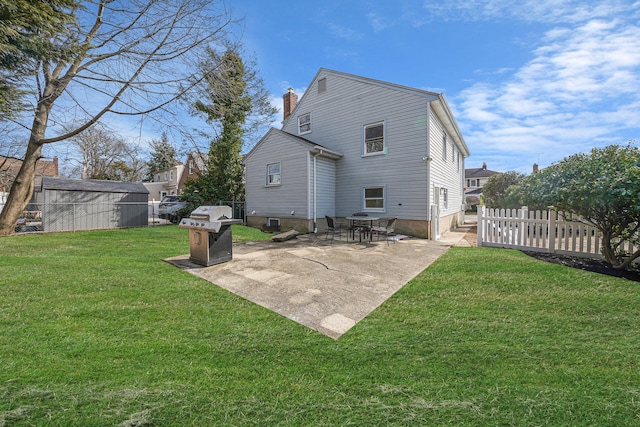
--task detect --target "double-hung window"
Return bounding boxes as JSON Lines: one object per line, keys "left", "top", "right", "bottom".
{"left": 363, "top": 186, "right": 385, "bottom": 211}
{"left": 442, "top": 134, "right": 447, "bottom": 161}
{"left": 364, "top": 122, "right": 384, "bottom": 155}
{"left": 266, "top": 162, "right": 281, "bottom": 186}
{"left": 298, "top": 113, "right": 311, "bottom": 134}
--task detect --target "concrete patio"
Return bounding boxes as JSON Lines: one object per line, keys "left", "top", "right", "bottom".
{"left": 166, "top": 224, "right": 474, "bottom": 339}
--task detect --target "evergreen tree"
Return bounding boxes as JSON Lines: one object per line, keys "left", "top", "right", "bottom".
{"left": 145, "top": 133, "right": 177, "bottom": 182}
{"left": 0, "top": 0, "right": 77, "bottom": 118}
{"left": 181, "top": 47, "right": 275, "bottom": 208}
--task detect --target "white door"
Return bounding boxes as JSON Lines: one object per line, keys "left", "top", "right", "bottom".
{"left": 432, "top": 186, "right": 441, "bottom": 240}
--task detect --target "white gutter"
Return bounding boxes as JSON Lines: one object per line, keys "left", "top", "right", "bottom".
{"left": 309, "top": 146, "right": 342, "bottom": 234}
{"left": 312, "top": 150, "right": 321, "bottom": 233}
{"left": 310, "top": 145, "right": 342, "bottom": 159}
{"left": 426, "top": 102, "right": 432, "bottom": 223}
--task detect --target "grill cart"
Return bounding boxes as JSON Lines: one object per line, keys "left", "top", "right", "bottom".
{"left": 178, "top": 206, "right": 242, "bottom": 266}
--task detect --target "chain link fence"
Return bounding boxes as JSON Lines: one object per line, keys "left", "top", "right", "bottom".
{"left": 3, "top": 200, "right": 245, "bottom": 234}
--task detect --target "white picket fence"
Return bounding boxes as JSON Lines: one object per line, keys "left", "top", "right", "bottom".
{"left": 477, "top": 206, "right": 639, "bottom": 259}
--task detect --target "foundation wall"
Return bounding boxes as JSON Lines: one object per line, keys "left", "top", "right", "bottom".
{"left": 247, "top": 216, "right": 314, "bottom": 234}
{"left": 248, "top": 212, "right": 462, "bottom": 240}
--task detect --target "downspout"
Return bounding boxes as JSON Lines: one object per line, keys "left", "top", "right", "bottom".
{"left": 425, "top": 102, "right": 432, "bottom": 238}
{"left": 307, "top": 152, "right": 312, "bottom": 232}
{"left": 313, "top": 151, "right": 321, "bottom": 233}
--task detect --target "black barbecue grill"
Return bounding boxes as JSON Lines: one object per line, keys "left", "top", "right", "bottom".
{"left": 179, "top": 206, "right": 242, "bottom": 266}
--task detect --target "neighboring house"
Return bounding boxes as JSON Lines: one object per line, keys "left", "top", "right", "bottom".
{"left": 177, "top": 151, "right": 207, "bottom": 192}
{"left": 143, "top": 162, "right": 185, "bottom": 202}
{"left": 464, "top": 162, "right": 500, "bottom": 208}
{"left": 144, "top": 151, "right": 209, "bottom": 202}
{"left": 243, "top": 68, "right": 470, "bottom": 239}
{"left": 1, "top": 156, "right": 59, "bottom": 198}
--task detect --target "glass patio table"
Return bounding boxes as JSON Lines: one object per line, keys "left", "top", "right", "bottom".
{"left": 346, "top": 216, "right": 380, "bottom": 242}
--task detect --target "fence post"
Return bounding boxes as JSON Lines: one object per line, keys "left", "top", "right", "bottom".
{"left": 477, "top": 205, "right": 484, "bottom": 245}
{"left": 548, "top": 208, "right": 556, "bottom": 254}
{"left": 519, "top": 206, "right": 528, "bottom": 246}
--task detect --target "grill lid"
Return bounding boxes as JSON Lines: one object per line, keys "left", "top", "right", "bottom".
{"left": 189, "top": 205, "right": 232, "bottom": 222}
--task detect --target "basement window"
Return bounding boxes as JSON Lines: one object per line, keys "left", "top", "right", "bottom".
{"left": 267, "top": 218, "right": 280, "bottom": 227}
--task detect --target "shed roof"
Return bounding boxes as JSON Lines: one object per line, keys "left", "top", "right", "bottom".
{"left": 42, "top": 177, "right": 149, "bottom": 194}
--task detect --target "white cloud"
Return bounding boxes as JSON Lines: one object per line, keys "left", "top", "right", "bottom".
{"left": 367, "top": 12, "right": 391, "bottom": 32}
{"left": 265, "top": 84, "right": 308, "bottom": 130}
{"left": 457, "top": 14, "right": 640, "bottom": 172}
{"left": 419, "top": 0, "right": 639, "bottom": 24}
{"left": 327, "top": 23, "right": 364, "bottom": 41}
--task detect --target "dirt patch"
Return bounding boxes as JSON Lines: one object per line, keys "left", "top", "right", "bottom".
{"left": 523, "top": 251, "right": 640, "bottom": 282}
{"left": 462, "top": 225, "right": 477, "bottom": 246}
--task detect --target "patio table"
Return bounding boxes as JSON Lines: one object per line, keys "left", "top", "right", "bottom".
{"left": 346, "top": 216, "right": 380, "bottom": 242}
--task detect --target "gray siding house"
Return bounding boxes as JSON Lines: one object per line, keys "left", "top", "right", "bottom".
{"left": 244, "top": 69, "right": 470, "bottom": 239}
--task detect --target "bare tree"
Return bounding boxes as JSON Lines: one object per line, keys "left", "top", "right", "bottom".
{"left": 67, "top": 123, "right": 145, "bottom": 182}
{"left": 0, "top": 0, "right": 237, "bottom": 235}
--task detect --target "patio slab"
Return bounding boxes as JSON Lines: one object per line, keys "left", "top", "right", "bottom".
{"left": 166, "top": 227, "right": 471, "bottom": 339}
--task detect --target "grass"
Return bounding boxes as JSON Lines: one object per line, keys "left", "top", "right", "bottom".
{"left": 1, "top": 225, "right": 639, "bottom": 426}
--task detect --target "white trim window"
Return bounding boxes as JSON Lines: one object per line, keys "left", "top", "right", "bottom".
{"left": 267, "top": 218, "right": 280, "bottom": 227}
{"left": 442, "top": 134, "right": 447, "bottom": 161}
{"left": 266, "top": 162, "right": 281, "bottom": 186}
{"left": 363, "top": 186, "right": 385, "bottom": 211}
{"left": 364, "top": 121, "right": 385, "bottom": 155}
{"left": 298, "top": 113, "right": 311, "bottom": 134}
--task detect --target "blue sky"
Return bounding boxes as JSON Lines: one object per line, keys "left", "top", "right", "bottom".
{"left": 227, "top": 0, "right": 640, "bottom": 173}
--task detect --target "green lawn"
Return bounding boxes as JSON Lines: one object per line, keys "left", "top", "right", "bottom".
{"left": 1, "top": 225, "right": 639, "bottom": 426}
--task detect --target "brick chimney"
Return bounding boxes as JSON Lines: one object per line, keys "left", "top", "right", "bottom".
{"left": 283, "top": 88, "right": 297, "bottom": 120}
{"left": 533, "top": 163, "right": 539, "bottom": 174}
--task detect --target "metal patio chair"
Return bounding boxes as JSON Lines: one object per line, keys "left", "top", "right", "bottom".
{"left": 325, "top": 215, "right": 346, "bottom": 242}
{"left": 371, "top": 217, "right": 397, "bottom": 245}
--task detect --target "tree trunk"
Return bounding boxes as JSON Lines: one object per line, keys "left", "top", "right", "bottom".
{"left": 0, "top": 106, "right": 49, "bottom": 236}
{"left": 600, "top": 230, "right": 622, "bottom": 267}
